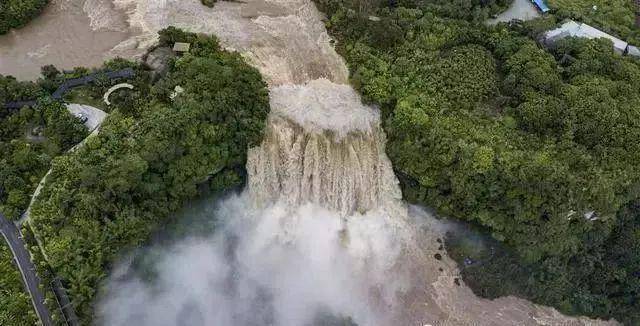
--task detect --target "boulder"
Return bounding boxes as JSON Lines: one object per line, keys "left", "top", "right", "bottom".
{"left": 145, "top": 47, "right": 175, "bottom": 81}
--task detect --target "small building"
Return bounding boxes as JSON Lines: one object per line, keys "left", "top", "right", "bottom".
{"left": 532, "top": 0, "right": 550, "bottom": 13}
{"left": 584, "top": 211, "right": 599, "bottom": 222}
{"left": 170, "top": 85, "right": 185, "bottom": 100}
{"left": 544, "top": 20, "right": 629, "bottom": 54}
{"left": 172, "top": 42, "right": 191, "bottom": 53}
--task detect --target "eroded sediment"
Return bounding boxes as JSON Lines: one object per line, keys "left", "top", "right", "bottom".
{"left": 96, "top": 0, "right": 618, "bottom": 324}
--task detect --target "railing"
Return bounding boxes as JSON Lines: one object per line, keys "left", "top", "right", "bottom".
{"left": 51, "top": 277, "right": 80, "bottom": 326}
{"left": 3, "top": 68, "right": 135, "bottom": 111}
{"left": 0, "top": 213, "right": 53, "bottom": 326}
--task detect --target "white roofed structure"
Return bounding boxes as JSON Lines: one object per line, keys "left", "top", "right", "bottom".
{"left": 545, "top": 20, "right": 629, "bottom": 54}
{"left": 173, "top": 42, "right": 191, "bottom": 53}
{"left": 627, "top": 45, "right": 640, "bottom": 58}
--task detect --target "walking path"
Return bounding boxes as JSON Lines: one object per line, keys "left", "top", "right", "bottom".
{"left": 18, "top": 103, "right": 108, "bottom": 227}
{"left": 3, "top": 104, "right": 107, "bottom": 326}
{"left": 0, "top": 212, "right": 53, "bottom": 326}
{"left": 103, "top": 83, "right": 134, "bottom": 105}
{"left": 3, "top": 68, "right": 135, "bottom": 110}
{"left": 487, "top": 0, "right": 540, "bottom": 25}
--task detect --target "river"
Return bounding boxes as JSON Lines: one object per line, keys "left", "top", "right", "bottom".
{"left": 0, "top": 0, "right": 144, "bottom": 80}
{"left": 2, "top": 0, "right": 619, "bottom": 325}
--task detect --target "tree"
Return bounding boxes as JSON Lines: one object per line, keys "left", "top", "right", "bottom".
{"left": 316, "top": 0, "right": 640, "bottom": 321}
{"left": 28, "top": 28, "right": 270, "bottom": 323}
{"left": 0, "top": 0, "right": 48, "bottom": 35}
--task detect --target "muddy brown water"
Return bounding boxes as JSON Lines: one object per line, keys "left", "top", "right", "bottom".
{"left": 0, "top": 0, "right": 142, "bottom": 80}
{"left": 1, "top": 0, "right": 622, "bottom": 324}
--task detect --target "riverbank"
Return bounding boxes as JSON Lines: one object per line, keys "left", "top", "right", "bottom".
{"left": 317, "top": 0, "right": 639, "bottom": 322}
{"left": 0, "top": 0, "right": 143, "bottom": 80}
{"left": 0, "top": 0, "right": 49, "bottom": 35}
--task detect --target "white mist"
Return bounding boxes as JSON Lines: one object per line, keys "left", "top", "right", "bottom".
{"left": 97, "top": 0, "right": 618, "bottom": 324}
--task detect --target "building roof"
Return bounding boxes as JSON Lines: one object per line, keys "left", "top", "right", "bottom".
{"left": 545, "top": 20, "right": 628, "bottom": 53}
{"left": 628, "top": 45, "right": 640, "bottom": 58}
{"left": 532, "top": 0, "right": 550, "bottom": 13}
{"left": 173, "top": 42, "right": 191, "bottom": 52}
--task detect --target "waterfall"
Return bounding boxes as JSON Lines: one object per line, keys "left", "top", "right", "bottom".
{"left": 98, "top": 1, "right": 619, "bottom": 325}
{"left": 247, "top": 80, "right": 403, "bottom": 216}
{"left": 115, "top": 0, "right": 408, "bottom": 215}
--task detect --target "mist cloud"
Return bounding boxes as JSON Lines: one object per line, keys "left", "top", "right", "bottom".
{"left": 97, "top": 193, "right": 414, "bottom": 326}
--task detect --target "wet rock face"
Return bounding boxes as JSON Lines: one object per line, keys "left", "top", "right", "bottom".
{"left": 144, "top": 46, "right": 175, "bottom": 81}
{"left": 246, "top": 115, "right": 400, "bottom": 216}
{"left": 245, "top": 78, "right": 400, "bottom": 216}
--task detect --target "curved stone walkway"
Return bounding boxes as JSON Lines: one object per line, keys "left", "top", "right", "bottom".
{"left": 103, "top": 83, "right": 134, "bottom": 105}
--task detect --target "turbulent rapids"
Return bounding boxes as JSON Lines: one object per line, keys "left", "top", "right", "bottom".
{"left": 97, "top": 0, "right": 618, "bottom": 325}
{"left": 248, "top": 80, "right": 402, "bottom": 216}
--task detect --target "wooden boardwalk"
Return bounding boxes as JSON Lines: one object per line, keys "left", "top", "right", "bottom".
{"left": 3, "top": 68, "right": 135, "bottom": 110}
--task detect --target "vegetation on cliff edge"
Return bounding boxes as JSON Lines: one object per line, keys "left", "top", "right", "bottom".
{"left": 0, "top": 0, "right": 49, "bottom": 35}
{"left": 315, "top": 0, "right": 640, "bottom": 323}
{"left": 28, "top": 27, "right": 269, "bottom": 323}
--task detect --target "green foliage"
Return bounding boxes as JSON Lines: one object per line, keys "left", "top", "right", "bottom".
{"left": 315, "top": 0, "right": 513, "bottom": 22}
{"left": 319, "top": 0, "right": 640, "bottom": 323}
{"left": 29, "top": 28, "right": 269, "bottom": 323}
{"left": 548, "top": 0, "right": 640, "bottom": 45}
{"left": 0, "top": 0, "right": 48, "bottom": 34}
{"left": 158, "top": 26, "right": 210, "bottom": 49}
{"left": 0, "top": 241, "right": 38, "bottom": 325}
{"left": 0, "top": 75, "right": 44, "bottom": 109}
{"left": 0, "top": 95, "right": 88, "bottom": 220}
{"left": 0, "top": 73, "right": 87, "bottom": 326}
{"left": 201, "top": 0, "right": 217, "bottom": 8}
{"left": 61, "top": 59, "right": 154, "bottom": 115}
{"left": 447, "top": 200, "right": 640, "bottom": 324}
{"left": 411, "top": 0, "right": 513, "bottom": 21}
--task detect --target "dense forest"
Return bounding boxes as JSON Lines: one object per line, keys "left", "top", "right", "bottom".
{"left": 0, "top": 65, "right": 137, "bottom": 326}
{"left": 315, "top": 0, "right": 640, "bottom": 323}
{"left": 0, "top": 75, "right": 88, "bottom": 220}
{"left": 0, "top": 0, "right": 49, "bottom": 34}
{"left": 25, "top": 28, "right": 270, "bottom": 323}
{"left": 1, "top": 0, "right": 638, "bottom": 324}
{"left": 0, "top": 71, "right": 92, "bottom": 326}
{"left": 0, "top": 241, "right": 38, "bottom": 325}
{"left": 549, "top": 0, "right": 640, "bottom": 45}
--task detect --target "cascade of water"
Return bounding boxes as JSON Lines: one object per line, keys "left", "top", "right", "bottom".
{"left": 247, "top": 80, "right": 403, "bottom": 216}
{"left": 98, "top": 1, "right": 619, "bottom": 325}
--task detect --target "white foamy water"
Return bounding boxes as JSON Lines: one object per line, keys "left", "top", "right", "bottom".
{"left": 269, "top": 79, "right": 379, "bottom": 137}
{"left": 114, "top": 0, "right": 349, "bottom": 85}
{"left": 99, "top": 196, "right": 415, "bottom": 326}
{"left": 63, "top": 0, "right": 617, "bottom": 324}
{"left": 247, "top": 113, "right": 402, "bottom": 217}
